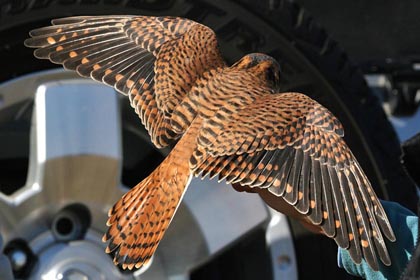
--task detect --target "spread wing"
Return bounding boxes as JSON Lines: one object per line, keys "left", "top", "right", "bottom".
{"left": 191, "top": 92, "right": 395, "bottom": 270}
{"left": 24, "top": 15, "right": 226, "bottom": 148}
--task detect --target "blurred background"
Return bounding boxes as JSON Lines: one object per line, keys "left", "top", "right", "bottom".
{"left": 0, "top": 0, "right": 418, "bottom": 279}
{"left": 297, "top": 0, "right": 420, "bottom": 141}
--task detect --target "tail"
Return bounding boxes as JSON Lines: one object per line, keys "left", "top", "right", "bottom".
{"left": 102, "top": 157, "right": 191, "bottom": 270}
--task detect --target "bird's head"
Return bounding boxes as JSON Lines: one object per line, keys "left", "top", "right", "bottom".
{"left": 232, "top": 53, "right": 281, "bottom": 90}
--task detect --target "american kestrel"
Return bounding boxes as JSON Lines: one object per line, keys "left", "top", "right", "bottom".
{"left": 25, "top": 15, "right": 395, "bottom": 271}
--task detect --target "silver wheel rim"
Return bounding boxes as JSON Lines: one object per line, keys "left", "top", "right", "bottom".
{"left": 0, "top": 69, "right": 298, "bottom": 279}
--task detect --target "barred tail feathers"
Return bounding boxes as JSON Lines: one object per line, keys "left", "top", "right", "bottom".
{"left": 103, "top": 158, "right": 191, "bottom": 270}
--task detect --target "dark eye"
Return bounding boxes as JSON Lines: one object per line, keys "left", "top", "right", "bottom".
{"left": 266, "top": 67, "right": 276, "bottom": 83}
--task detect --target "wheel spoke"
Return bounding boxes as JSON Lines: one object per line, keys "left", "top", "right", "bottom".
{"left": 0, "top": 79, "right": 126, "bottom": 240}
{"left": 152, "top": 178, "right": 269, "bottom": 277}
{"left": 266, "top": 209, "right": 298, "bottom": 279}
{"left": 32, "top": 80, "right": 123, "bottom": 203}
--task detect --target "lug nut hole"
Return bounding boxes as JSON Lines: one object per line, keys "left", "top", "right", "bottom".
{"left": 55, "top": 216, "right": 74, "bottom": 237}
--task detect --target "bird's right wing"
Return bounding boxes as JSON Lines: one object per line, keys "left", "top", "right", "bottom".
{"left": 191, "top": 92, "right": 395, "bottom": 271}
{"left": 25, "top": 15, "right": 226, "bottom": 148}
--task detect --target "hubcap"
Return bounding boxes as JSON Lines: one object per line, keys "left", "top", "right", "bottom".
{"left": 0, "top": 69, "right": 297, "bottom": 279}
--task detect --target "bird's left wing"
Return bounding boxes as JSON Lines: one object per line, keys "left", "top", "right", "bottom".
{"left": 191, "top": 92, "right": 395, "bottom": 271}
{"left": 25, "top": 15, "right": 226, "bottom": 147}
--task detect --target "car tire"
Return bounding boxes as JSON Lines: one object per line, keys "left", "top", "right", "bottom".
{"left": 0, "top": 0, "right": 416, "bottom": 279}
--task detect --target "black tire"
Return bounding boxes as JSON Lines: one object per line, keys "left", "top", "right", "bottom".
{"left": 0, "top": 0, "right": 416, "bottom": 279}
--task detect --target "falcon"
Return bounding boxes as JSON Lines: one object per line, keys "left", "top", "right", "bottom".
{"left": 25, "top": 15, "right": 395, "bottom": 271}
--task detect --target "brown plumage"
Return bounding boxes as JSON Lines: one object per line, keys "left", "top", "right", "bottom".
{"left": 25, "top": 15, "right": 395, "bottom": 271}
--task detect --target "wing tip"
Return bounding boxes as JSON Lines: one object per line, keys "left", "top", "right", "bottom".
{"left": 23, "top": 37, "right": 46, "bottom": 49}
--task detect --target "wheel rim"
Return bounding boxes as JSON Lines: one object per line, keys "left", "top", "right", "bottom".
{"left": 0, "top": 69, "right": 298, "bottom": 279}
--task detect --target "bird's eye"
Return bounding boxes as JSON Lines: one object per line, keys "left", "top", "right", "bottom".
{"left": 266, "top": 67, "right": 276, "bottom": 83}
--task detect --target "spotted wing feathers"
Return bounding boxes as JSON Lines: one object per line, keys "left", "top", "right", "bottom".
{"left": 25, "top": 15, "right": 225, "bottom": 148}
{"left": 192, "top": 92, "right": 395, "bottom": 270}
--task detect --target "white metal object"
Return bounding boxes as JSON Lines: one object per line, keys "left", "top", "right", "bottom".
{"left": 0, "top": 69, "right": 298, "bottom": 279}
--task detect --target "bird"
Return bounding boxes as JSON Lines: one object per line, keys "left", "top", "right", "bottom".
{"left": 25, "top": 15, "right": 395, "bottom": 271}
